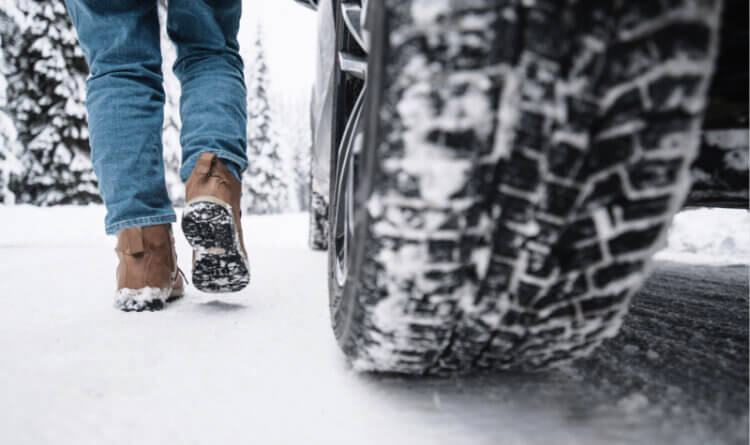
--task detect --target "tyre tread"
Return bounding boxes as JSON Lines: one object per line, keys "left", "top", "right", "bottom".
{"left": 333, "top": 0, "right": 722, "bottom": 374}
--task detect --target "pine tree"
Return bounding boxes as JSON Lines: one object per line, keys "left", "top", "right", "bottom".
{"left": 292, "top": 143, "right": 311, "bottom": 212}
{"left": 242, "top": 26, "right": 288, "bottom": 214}
{"left": 4, "top": 0, "right": 99, "bottom": 205}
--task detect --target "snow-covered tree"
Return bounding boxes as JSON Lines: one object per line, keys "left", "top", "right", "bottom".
{"left": 0, "top": 104, "right": 22, "bottom": 205}
{"left": 4, "top": 0, "right": 99, "bottom": 205}
{"left": 291, "top": 142, "right": 311, "bottom": 212}
{"left": 0, "top": 127, "right": 21, "bottom": 204}
{"left": 271, "top": 90, "right": 311, "bottom": 213}
{"left": 158, "top": 1, "right": 184, "bottom": 206}
{"left": 0, "top": 8, "right": 22, "bottom": 204}
{"left": 242, "top": 26, "right": 288, "bottom": 214}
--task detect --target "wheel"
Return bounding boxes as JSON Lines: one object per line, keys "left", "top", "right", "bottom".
{"left": 328, "top": 0, "right": 368, "bottom": 318}
{"left": 329, "top": 0, "right": 723, "bottom": 374}
{"left": 309, "top": 187, "right": 330, "bottom": 251}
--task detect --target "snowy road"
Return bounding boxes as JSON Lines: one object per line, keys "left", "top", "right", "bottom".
{"left": 0, "top": 207, "right": 747, "bottom": 444}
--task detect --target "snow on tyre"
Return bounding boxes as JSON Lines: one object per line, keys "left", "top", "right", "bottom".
{"left": 329, "top": 0, "right": 723, "bottom": 374}
{"left": 309, "top": 188, "right": 330, "bottom": 251}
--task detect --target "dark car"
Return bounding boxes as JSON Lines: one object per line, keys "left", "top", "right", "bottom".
{"left": 296, "top": 0, "right": 748, "bottom": 374}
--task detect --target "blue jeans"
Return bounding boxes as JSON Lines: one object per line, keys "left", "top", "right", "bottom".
{"left": 64, "top": 0, "right": 247, "bottom": 235}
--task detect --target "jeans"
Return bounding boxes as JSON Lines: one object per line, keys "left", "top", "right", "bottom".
{"left": 64, "top": 0, "right": 247, "bottom": 235}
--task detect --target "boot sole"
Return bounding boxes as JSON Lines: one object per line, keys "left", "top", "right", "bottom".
{"left": 182, "top": 198, "right": 250, "bottom": 293}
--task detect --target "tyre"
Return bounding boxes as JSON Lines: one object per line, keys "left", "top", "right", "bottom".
{"left": 329, "top": 0, "right": 723, "bottom": 374}
{"left": 309, "top": 184, "right": 329, "bottom": 251}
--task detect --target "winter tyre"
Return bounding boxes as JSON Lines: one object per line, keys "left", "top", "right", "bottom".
{"left": 330, "top": 0, "right": 723, "bottom": 374}
{"left": 309, "top": 188, "right": 330, "bottom": 251}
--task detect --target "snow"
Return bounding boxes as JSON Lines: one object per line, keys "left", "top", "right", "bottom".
{"left": 0, "top": 205, "right": 745, "bottom": 444}
{"left": 0, "top": 1, "right": 745, "bottom": 441}
{"left": 655, "top": 208, "right": 750, "bottom": 265}
{"left": 114, "top": 286, "right": 172, "bottom": 312}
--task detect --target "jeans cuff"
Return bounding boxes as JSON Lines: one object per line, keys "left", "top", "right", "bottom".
{"left": 181, "top": 150, "right": 247, "bottom": 183}
{"left": 105, "top": 213, "right": 177, "bottom": 236}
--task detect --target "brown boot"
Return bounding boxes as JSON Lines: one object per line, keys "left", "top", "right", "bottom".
{"left": 114, "top": 224, "right": 184, "bottom": 311}
{"left": 182, "top": 152, "right": 250, "bottom": 293}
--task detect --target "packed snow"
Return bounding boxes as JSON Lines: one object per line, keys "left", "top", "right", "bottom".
{"left": 0, "top": 205, "right": 746, "bottom": 444}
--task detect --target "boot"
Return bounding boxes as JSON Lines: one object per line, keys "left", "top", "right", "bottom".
{"left": 183, "top": 152, "right": 250, "bottom": 293}
{"left": 115, "top": 224, "right": 184, "bottom": 311}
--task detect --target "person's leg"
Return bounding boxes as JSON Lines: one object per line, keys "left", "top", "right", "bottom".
{"left": 64, "top": 0, "right": 175, "bottom": 235}
{"left": 166, "top": 0, "right": 248, "bottom": 183}
{"left": 65, "top": 1, "right": 184, "bottom": 311}
{"left": 167, "top": 0, "right": 249, "bottom": 293}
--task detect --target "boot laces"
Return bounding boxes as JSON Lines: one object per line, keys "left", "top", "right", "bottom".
{"left": 177, "top": 267, "right": 189, "bottom": 285}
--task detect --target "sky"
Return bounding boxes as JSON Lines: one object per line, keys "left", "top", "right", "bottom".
{"left": 241, "top": 0, "right": 319, "bottom": 98}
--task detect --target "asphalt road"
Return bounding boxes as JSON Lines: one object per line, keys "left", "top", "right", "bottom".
{"left": 364, "top": 261, "right": 749, "bottom": 445}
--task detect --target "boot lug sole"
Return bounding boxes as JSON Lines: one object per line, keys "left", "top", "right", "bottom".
{"left": 182, "top": 200, "right": 250, "bottom": 293}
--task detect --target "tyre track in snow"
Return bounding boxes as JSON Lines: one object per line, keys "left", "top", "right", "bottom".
{"left": 365, "top": 261, "right": 748, "bottom": 445}
{"left": 572, "top": 261, "right": 749, "bottom": 443}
